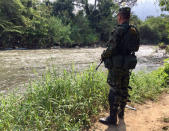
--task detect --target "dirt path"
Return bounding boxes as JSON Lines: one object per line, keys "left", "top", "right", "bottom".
{"left": 91, "top": 93, "right": 169, "bottom": 131}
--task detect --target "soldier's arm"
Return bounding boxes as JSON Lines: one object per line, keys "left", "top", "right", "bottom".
{"left": 101, "top": 27, "right": 123, "bottom": 59}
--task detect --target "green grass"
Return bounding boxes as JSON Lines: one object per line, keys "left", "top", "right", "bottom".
{"left": 130, "top": 59, "right": 169, "bottom": 103}
{"left": 0, "top": 59, "right": 169, "bottom": 130}
{"left": 0, "top": 65, "right": 109, "bottom": 130}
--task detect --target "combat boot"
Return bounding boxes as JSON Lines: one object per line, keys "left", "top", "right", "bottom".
{"left": 99, "top": 115, "right": 117, "bottom": 126}
{"left": 99, "top": 108, "right": 117, "bottom": 126}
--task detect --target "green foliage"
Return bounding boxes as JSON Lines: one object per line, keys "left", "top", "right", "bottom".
{"left": 0, "top": 0, "right": 114, "bottom": 48}
{"left": 165, "top": 45, "right": 169, "bottom": 54}
{"left": 139, "top": 24, "right": 160, "bottom": 44}
{"left": 130, "top": 59, "right": 169, "bottom": 103}
{"left": 88, "top": 0, "right": 118, "bottom": 42}
{"left": 48, "top": 17, "right": 72, "bottom": 46}
{"left": 138, "top": 16, "right": 169, "bottom": 44}
{"left": 159, "top": 0, "right": 169, "bottom": 11}
{"left": 130, "top": 14, "right": 142, "bottom": 27}
{"left": 71, "top": 12, "right": 99, "bottom": 45}
{"left": 158, "top": 42, "right": 165, "bottom": 47}
{"left": 1, "top": 0, "right": 169, "bottom": 48}
{"left": 52, "top": 0, "right": 74, "bottom": 24}
{"left": 0, "top": 61, "right": 169, "bottom": 130}
{"left": 0, "top": 65, "right": 109, "bottom": 130}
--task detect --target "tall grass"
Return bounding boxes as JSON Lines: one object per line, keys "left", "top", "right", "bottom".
{"left": 0, "top": 65, "right": 109, "bottom": 130}
{"left": 130, "top": 59, "right": 169, "bottom": 103}
{"left": 0, "top": 60, "right": 169, "bottom": 130}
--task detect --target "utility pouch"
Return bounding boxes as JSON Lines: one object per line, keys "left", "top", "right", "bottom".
{"left": 123, "top": 54, "right": 137, "bottom": 69}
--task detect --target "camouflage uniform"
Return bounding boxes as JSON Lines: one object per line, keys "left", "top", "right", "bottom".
{"left": 106, "top": 22, "right": 131, "bottom": 120}
{"left": 99, "top": 7, "right": 137, "bottom": 125}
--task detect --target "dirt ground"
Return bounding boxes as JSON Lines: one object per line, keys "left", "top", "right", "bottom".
{"left": 91, "top": 93, "right": 169, "bottom": 131}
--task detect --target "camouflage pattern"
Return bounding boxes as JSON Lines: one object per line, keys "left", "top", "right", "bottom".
{"left": 99, "top": 7, "right": 140, "bottom": 125}
{"left": 102, "top": 21, "right": 133, "bottom": 118}
{"left": 101, "top": 22, "right": 131, "bottom": 69}
{"left": 107, "top": 68, "right": 130, "bottom": 114}
{"left": 101, "top": 22, "right": 130, "bottom": 60}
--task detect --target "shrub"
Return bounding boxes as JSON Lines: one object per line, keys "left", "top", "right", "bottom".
{"left": 158, "top": 42, "right": 166, "bottom": 49}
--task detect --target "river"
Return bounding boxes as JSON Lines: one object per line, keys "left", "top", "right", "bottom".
{"left": 0, "top": 45, "right": 168, "bottom": 93}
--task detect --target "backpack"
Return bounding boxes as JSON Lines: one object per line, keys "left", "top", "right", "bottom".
{"left": 121, "top": 25, "right": 140, "bottom": 69}
{"left": 123, "top": 25, "right": 140, "bottom": 53}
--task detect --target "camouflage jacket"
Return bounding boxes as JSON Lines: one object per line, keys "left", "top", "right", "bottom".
{"left": 102, "top": 22, "right": 130, "bottom": 59}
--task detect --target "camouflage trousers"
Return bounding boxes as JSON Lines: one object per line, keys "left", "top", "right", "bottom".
{"left": 107, "top": 68, "right": 130, "bottom": 114}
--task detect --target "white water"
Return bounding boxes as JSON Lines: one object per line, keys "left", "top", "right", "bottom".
{"left": 0, "top": 45, "right": 167, "bottom": 93}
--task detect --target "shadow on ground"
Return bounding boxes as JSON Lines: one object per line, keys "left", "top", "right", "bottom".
{"left": 105, "top": 119, "right": 126, "bottom": 131}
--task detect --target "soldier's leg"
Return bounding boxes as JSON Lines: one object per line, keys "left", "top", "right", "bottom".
{"left": 99, "top": 69, "right": 120, "bottom": 125}
{"left": 99, "top": 87, "right": 119, "bottom": 125}
{"left": 118, "top": 88, "right": 129, "bottom": 119}
{"left": 108, "top": 88, "right": 119, "bottom": 122}
{"left": 118, "top": 70, "right": 130, "bottom": 119}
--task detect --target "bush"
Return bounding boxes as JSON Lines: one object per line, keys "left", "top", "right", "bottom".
{"left": 130, "top": 59, "right": 169, "bottom": 103}
{"left": 158, "top": 42, "right": 166, "bottom": 49}
{"left": 48, "top": 17, "right": 72, "bottom": 47}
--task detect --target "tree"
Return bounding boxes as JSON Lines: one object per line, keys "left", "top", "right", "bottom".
{"left": 159, "top": 0, "right": 169, "bottom": 11}
{"left": 52, "top": 0, "right": 75, "bottom": 24}
{"left": 114, "top": 0, "right": 137, "bottom": 7}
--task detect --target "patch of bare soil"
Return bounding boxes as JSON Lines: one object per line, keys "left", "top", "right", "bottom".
{"left": 91, "top": 93, "right": 169, "bottom": 131}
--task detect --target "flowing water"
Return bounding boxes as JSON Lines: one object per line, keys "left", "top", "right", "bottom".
{"left": 0, "top": 45, "right": 168, "bottom": 93}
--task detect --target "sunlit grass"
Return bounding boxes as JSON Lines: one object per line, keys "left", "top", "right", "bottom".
{"left": 0, "top": 60, "right": 169, "bottom": 130}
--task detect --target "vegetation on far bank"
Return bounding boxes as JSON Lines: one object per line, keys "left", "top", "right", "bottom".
{"left": 0, "top": 0, "right": 169, "bottom": 49}
{"left": 0, "top": 58, "right": 169, "bottom": 130}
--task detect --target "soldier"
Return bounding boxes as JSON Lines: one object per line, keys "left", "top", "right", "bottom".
{"left": 99, "top": 7, "right": 140, "bottom": 126}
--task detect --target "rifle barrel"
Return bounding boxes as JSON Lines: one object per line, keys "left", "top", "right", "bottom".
{"left": 96, "top": 60, "right": 103, "bottom": 70}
